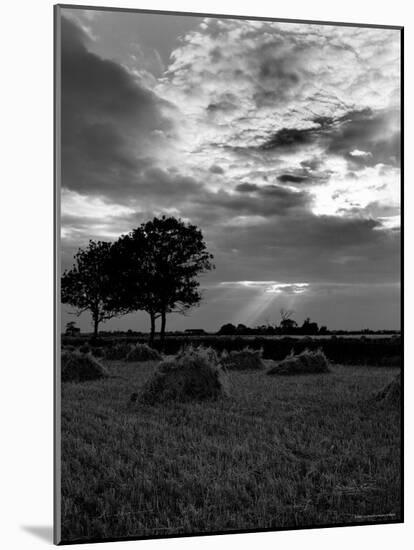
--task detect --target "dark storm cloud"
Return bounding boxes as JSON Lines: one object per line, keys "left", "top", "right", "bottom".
{"left": 259, "top": 185, "right": 308, "bottom": 202}
{"left": 326, "top": 108, "right": 400, "bottom": 168}
{"left": 234, "top": 183, "right": 310, "bottom": 205}
{"left": 209, "top": 46, "right": 223, "bottom": 63}
{"left": 277, "top": 174, "right": 309, "bottom": 184}
{"left": 194, "top": 184, "right": 310, "bottom": 220}
{"left": 61, "top": 16, "right": 178, "bottom": 202}
{"left": 136, "top": 167, "right": 201, "bottom": 198}
{"left": 260, "top": 127, "right": 316, "bottom": 150}
{"left": 232, "top": 163, "right": 330, "bottom": 189}
{"left": 252, "top": 54, "right": 302, "bottom": 108}
{"left": 259, "top": 108, "right": 400, "bottom": 170}
{"left": 258, "top": 114, "right": 346, "bottom": 152}
{"left": 300, "top": 157, "right": 323, "bottom": 171}
{"left": 210, "top": 213, "right": 400, "bottom": 285}
{"left": 236, "top": 183, "right": 259, "bottom": 193}
{"left": 225, "top": 213, "right": 382, "bottom": 249}
{"left": 209, "top": 164, "right": 225, "bottom": 174}
{"left": 259, "top": 58, "right": 300, "bottom": 84}
{"left": 277, "top": 165, "right": 332, "bottom": 186}
{"left": 207, "top": 100, "right": 237, "bottom": 113}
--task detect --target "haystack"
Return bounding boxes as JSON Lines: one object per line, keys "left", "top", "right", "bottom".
{"left": 179, "top": 345, "right": 220, "bottom": 365}
{"left": 126, "top": 343, "right": 162, "bottom": 362}
{"left": 105, "top": 342, "right": 132, "bottom": 360}
{"left": 138, "top": 347, "right": 228, "bottom": 404}
{"left": 61, "top": 350, "right": 108, "bottom": 382}
{"left": 62, "top": 344, "right": 75, "bottom": 352}
{"left": 221, "top": 347, "right": 265, "bottom": 370}
{"left": 375, "top": 373, "right": 401, "bottom": 407}
{"left": 267, "top": 348, "right": 330, "bottom": 375}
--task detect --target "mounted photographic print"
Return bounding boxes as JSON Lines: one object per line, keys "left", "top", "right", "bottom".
{"left": 54, "top": 4, "right": 403, "bottom": 545}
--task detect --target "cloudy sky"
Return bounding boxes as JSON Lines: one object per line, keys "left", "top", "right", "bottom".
{"left": 59, "top": 7, "right": 401, "bottom": 332}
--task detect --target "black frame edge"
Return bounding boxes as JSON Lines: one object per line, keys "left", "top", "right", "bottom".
{"left": 54, "top": 3, "right": 62, "bottom": 546}
{"left": 55, "top": 3, "right": 403, "bottom": 30}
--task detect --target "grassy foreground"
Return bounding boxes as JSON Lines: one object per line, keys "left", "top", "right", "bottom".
{"left": 60, "top": 361, "right": 401, "bottom": 542}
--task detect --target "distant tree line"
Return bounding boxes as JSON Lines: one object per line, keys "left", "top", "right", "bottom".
{"left": 217, "top": 321, "right": 327, "bottom": 336}
{"left": 61, "top": 216, "right": 214, "bottom": 344}
{"left": 216, "top": 314, "right": 399, "bottom": 336}
{"left": 218, "top": 309, "right": 327, "bottom": 336}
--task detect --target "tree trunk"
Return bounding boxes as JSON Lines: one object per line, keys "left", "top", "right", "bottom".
{"left": 149, "top": 312, "right": 155, "bottom": 346}
{"left": 93, "top": 317, "right": 99, "bottom": 339}
{"left": 160, "top": 310, "right": 167, "bottom": 348}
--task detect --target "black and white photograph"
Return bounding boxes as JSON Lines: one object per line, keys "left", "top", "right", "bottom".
{"left": 55, "top": 4, "right": 402, "bottom": 544}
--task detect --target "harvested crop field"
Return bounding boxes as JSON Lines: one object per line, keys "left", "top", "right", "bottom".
{"left": 60, "top": 359, "right": 401, "bottom": 542}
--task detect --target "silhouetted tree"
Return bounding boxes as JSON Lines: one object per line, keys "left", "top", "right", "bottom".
{"left": 111, "top": 216, "right": 215, "bottom": 345}
{"left": 280, "top": 318, "right": 298, "bottom": 332}
{"left": 109, "top": 233, "right": 161, "bottom": 345}
{"left": 301, "top": 317, "right": 319, "bottom": 335}
{"left": 279, "top": 308, "right": 297, "bottom": 333}
{"left": 217, "top": 323, "right": 237, "bottom": 335}
{"left": 61, "top": 240, "right": 126, "bottom": 338}
{"left": 280, "top": 308, "right": 294, "bottom": 323}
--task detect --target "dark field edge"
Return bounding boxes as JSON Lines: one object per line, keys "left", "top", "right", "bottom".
{"left": 56, "top": 3, "right": 403, "bottom": 30}
{"left": 57, "top": 518, "right": 403, "bottom": 546}
{"left": 53, "top": 6, "right": 404, "bottom": 546}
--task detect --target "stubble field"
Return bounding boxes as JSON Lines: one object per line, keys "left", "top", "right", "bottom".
{"left": 60, "top": 359, "right": 401, "bottom": 542}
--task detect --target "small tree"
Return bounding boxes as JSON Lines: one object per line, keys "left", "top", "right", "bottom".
{"left": 279, "top": 308, "right": 297, "bottom": 333}
{"left": 280, "top": 318, "right": 298, "bottom": 332}
{"left": 111, "top": 216, "right": 215, "bottom": 345}
{"left": 217, "top": 323, "right": 237, "bottom": 335}
{"left": 61, "top": 240, "right": 126, "bottom": 338}
{"left": 280, "top": 308, "right": 294, "bottom": 323}
{"left": 301, "top": 317, "right": 319, "bottom": 335}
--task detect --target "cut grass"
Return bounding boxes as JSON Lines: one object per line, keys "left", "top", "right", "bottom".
{"left": 60, "top": 361, "right": 401, "bottom": 542}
